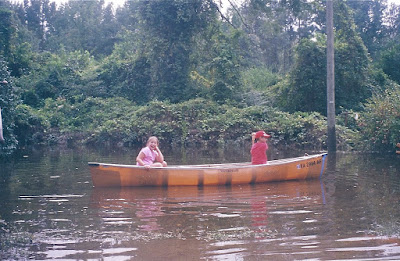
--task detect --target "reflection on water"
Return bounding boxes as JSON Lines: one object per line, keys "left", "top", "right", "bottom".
{"left": 1, "top": 148, "right": 400, "bottom": 260}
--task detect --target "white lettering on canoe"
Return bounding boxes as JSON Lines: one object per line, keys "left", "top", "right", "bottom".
{"left": 297, "top": 159, "right": 322, "bottom": 169}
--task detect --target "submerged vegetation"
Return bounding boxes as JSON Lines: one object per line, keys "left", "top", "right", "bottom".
{"left": 0, "top": 0, "right": 400, "bottom": 154}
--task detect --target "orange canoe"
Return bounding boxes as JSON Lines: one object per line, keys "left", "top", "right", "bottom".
{"left": 89, "top": 153, "right": 327, "bottom": 187}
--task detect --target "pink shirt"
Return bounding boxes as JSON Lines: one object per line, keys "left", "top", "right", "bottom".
{"left": 137, "top": 147, "right": 158, "bottom": 166}
{"left": 251, "top": 142, "right": 268, "bottom": 165}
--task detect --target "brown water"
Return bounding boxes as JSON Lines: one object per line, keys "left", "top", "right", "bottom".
{"left": 1, "top": 148, "right": 400, "bottom": 260}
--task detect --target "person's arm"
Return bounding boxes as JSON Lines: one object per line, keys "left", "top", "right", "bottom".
{"left": 155, "top": 146, "right": 164, "bottom": 163}
{"left": 136, "top": 151, "right": 146, "bottom": 166}
{"left": 136, "top": 151, "right": 150, "bottom": 168}
{"left": 251, "top": 132, "right": 256, "bottom": 145}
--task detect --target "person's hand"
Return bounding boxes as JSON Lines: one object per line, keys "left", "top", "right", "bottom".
{"left": 145, "top": 165, "right": 151, "bottom": 170}
{"left": 251, "top": 132, "right": 256, "bottom": 140}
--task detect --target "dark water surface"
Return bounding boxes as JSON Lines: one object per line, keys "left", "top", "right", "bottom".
{"left": 1, "top": 148, "right": 400, "bottom": 260}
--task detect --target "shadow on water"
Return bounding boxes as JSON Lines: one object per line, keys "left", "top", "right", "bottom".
{"left": 327, "top": 151, "right": 337, "bottom": 173}
{"left": 1, "top": 147, "right": 400, "bottom": 260}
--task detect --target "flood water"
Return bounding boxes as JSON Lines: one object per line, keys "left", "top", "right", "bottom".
{"left": 1, "top": 147, "right": 400, "bottom": 260}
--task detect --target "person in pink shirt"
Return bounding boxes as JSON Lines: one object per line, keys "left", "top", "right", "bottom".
{"left": 136, "top": 136, "right": 168, "bottom": 169}
{"left": 251, "top": 130, "right": 271, "bottom": 165}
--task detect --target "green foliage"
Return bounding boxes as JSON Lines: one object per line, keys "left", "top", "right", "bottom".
{"left": 242, "top": 0, "right": 320, "bottom": 73}
{"left": 16, "top": 49, "right": 96, "bottom": 105}
{"left": 380, "top": 42, "right": 400, "bottom": 84}
{"left": 241, "top": 67, "right": 280, "bottom": 91}
{"left": 240, "top": 67, "right": 281, "bottom": 107}
{"left": 8, "top": 42, "right": 35, "bottom": 77}
{"left": 359, "top": 85, "right": 400, "bottom": 151}
{"left": 0, "top": 8, "right": 13, "bottom": 59}
{"left": 279, "top": 1, "right": 372, "bottom": 115}
{"left": 136, "top": 0, "right": 216, "bottom": 103}
{"left": 13, "top": 104, "right": 46, "bottom": 146}
{"left": 97, "top": 39, "right": 152, "bottom": 104}
{"left": 0, "top": 6, "right": 35, "bottom": 77}
{"left": 0, "top": 58, "right": 18, "bottom": 152}
{"left": 278, "top": 38, "right": 326, "bottom": 113}
{"left": 189, "top": 22, "right": 244, "bottom": 103}
{"left": 347, "top": 0, "right": 386, "bottom": 58}
{"left": 2, "top": 0, "right": 399, "bottom": 153}
{"left": 266, "top": 110, "right": 358, "bottom": 151}
{"left": 334, "top": 0, "right": 371, "bottom": 111}
{"left": 44, "top": 0, "right": 120, "bottom": 56}
{"left": 23, "top": 97, "right": 357, "bottom": 150}
{"left": 208, "top": 29, "right": 242, "bottom": 103}
{"left": 39, "top": 97, "right": 135, "bottom": 131}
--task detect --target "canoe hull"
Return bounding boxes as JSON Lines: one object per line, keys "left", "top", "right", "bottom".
{"left": 89, "top": 153, "right": 327, "bottom": 187}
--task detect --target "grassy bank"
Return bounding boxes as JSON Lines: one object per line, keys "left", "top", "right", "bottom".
{"left": 15, "top": 97, "right": 359, "bottom": 150}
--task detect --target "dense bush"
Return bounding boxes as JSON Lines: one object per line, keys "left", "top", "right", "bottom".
{"left": 22, "top": 97, "right": 358, "bottom": 150}
{"left": 16, "top": 50, "right": 96, "bottom": 106}
{"left": 359, "top": 84, "right": 400, "bottom": 151}
{"left": 380, "top": 42, "right": 400, "bottom": 84}
{"left": 277, "top": 38, "right": 326, "bottom": 114}
{"left": 0, "top": 58, "right": 18, "bottom": 153}
{"left": 13, "top": 104, "right": 46, "bottom": 146}
{"left": 240, "top": 67, "right": 281, "bottom": 107}
{"left": 241, "top": 67, "right": 280, "bottom": 91}
{"left": 278, "top": 1, "right": 371, "bottom": 115}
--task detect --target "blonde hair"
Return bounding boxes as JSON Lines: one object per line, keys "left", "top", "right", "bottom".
{"left": 146, "top": 136, "right": 159, "bottom": 146}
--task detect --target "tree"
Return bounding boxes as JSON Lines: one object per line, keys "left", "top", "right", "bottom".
{"left": 24, "top": 0, "right": 47, "bottom": 49}
{"left": 0, "top": 4, "right": 35, "bottom": 77}
{"left": 333, "top": 0, "right": 371, "bottom": 111}
{"left": 98, "top": 45, "right": 153, "bottom": 104}
{"left": 136, "top": 0, "right": 216, "bottom": 102}
{"left": 381, "top": 42, "right": 400, "bottom": 84}
{"left": 360, "top": 85, "right": 400, "bottom": 151}
{"left": 237, "top": 0, "right": 320, "bottom": 73}
{"left": 278, "top": 38, "right": 326, "bottom": 113}
{"left": 97, "top": 3, "right": 121, "bottom": 57}
{"left": 0, "top": 58, "right": 18, "bottom": 152}
{"left": 43, "top": 0, "right": 120, "bottom": 57}
{"left": 208, "top": 29, "right": 242, "bottom": 103}
{"left": 347, "top": 0, "right": 386, "bottom": 58}
{"left": 0, "top": 7, "right": 13, "bottom": 59}
{"left": 385, "top": 3, "right": 400, "bottom": 40}
{"left": 17, "top": 50, "right": 95, "bottom": 106}
{"left": 279, "top": 1, "right": 371, "bottom": 114}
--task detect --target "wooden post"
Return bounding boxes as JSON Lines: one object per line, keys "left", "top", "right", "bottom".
{"left": 326, "top": 0, "right": 336, "bottom": 152}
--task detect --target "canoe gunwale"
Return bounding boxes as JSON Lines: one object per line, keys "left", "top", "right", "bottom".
{"left": 88, "top": 153, "right": 327, "bottom": 171}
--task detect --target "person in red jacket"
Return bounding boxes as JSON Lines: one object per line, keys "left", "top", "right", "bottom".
{"left": 251, "top": 130, "right": 271, "bottom": 165}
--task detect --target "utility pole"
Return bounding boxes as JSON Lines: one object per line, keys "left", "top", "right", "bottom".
{"left": 0, "top": 80, "right": 6, "bottom": 144}
{"left": 326, "top": 0, "right": 336, "bottom": 153}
